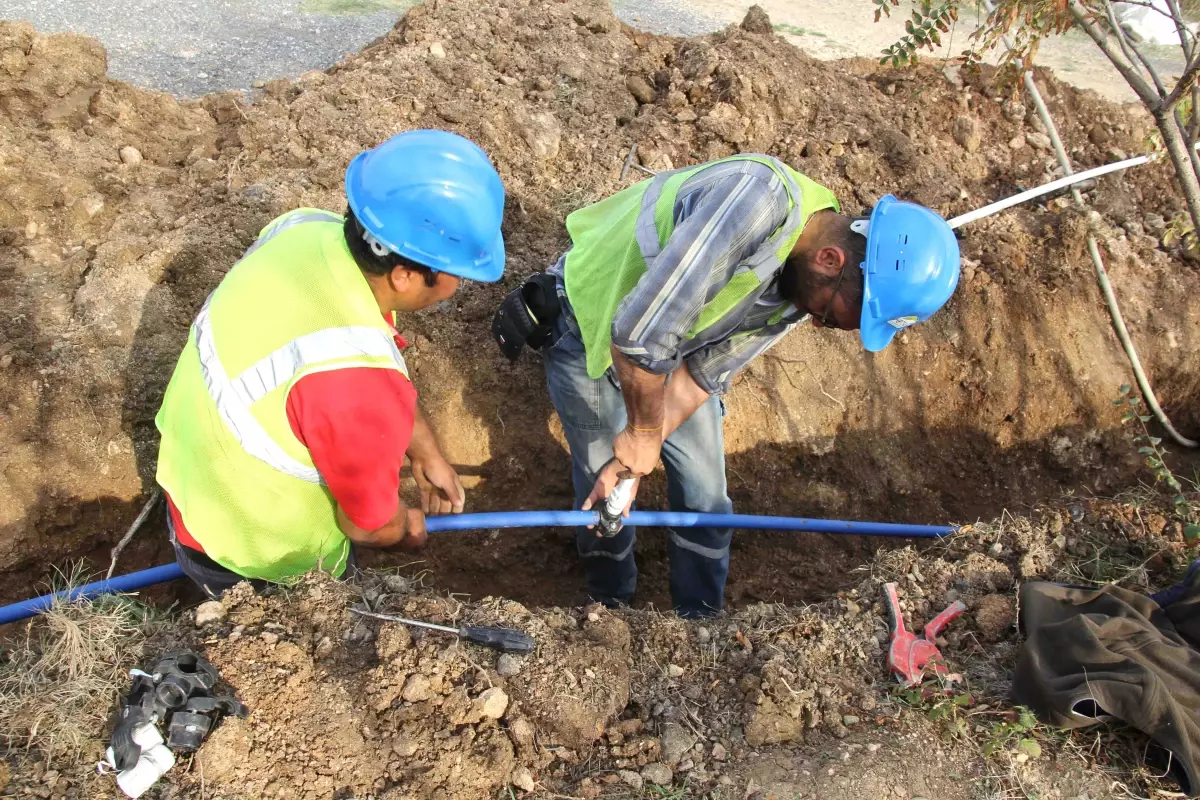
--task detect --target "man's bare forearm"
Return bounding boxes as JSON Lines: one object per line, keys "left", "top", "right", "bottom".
{"left": 610, "top": 345, "right": 667, "bottom": 431}
{"left": 406, "top": 405, "right": 443, "bottom": 463}
{"left": 661, "top": 364, "right": 712, "bottom": 441}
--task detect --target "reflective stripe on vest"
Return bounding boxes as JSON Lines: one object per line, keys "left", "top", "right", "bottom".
{"left": 192, "top": 295, "right": 408, "bottom": 484}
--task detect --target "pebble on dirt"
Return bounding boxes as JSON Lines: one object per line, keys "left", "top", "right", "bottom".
{"left": 618, "top": 770, "right": 644, "bottom": 790}
{"left": 659, "top": 723, "right": 695, "bottom": 765}
{"left": 429, "top": 41, "right": 446, "bottom": 58}
{"left": 118, "top": 145, "right": 142, "bottom": 164}
{"left": 401, "top": 674, "right": 433, "bottom": 703}
{"left": 194, "top": 600, "right": 225, "bottom": 627}
{"left": 641, "top": 762, "right": 673, "bottom": 786}
{"left": 476, "top": 687, "right": 509, "bottom": 720}
{"left": 511, "top": 767, "right": 535, "bottom": 793}
{"left": 496, "top": 653, "right": 523, "bottom": 677}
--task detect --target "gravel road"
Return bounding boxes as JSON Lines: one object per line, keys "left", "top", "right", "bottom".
{"left": 1, "top": 0, "right": 723, "bottom": 98}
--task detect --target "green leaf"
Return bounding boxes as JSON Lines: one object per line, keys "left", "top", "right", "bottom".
{"left": 1122, "top": 412, "right": 1137, "bottom": 423}
{"left": 1018, "top": 738, "right": 1042, "bottom": 759}
{"left": 1138, "top": 447, "right": 1156, "bottom": 455}
{"left": 1120, "top": 384, "right": 1132, "bottom": 395}
{"left": 1017, "top": 708, "right": 1038, "bottom": 729}
{"left": 1140, "top": 415, "right": 1154, "bottom": 423}
{"left": 1184, "top": 523, "right": 1200, "bottom": 543}
{"left": 1150, "top": 437, "right": 1163, "bottom": 446}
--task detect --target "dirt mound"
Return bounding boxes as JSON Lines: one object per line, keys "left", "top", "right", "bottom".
{"left": 1, "top": 0, "right": 1199, "bottom": 607}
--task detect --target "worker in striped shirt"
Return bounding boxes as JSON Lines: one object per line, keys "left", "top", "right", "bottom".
{"left": 494, "top": 154, "right": 960, "bottom": 617}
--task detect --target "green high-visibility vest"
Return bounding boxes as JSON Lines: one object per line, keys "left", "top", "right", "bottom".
{"left": 563, "top": 155, "right": 839, "bottom": 379}
{"left": 155, "top": 209, "right": 409, "bottom": 582}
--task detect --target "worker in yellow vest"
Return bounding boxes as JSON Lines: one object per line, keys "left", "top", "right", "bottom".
{"left": 494, "top": 154, "right": 959, "bottom": 617}
{"left": 156, "top": 130, "right": 506, "bottom": 597}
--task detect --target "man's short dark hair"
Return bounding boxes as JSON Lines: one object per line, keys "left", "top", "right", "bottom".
{"left": 834, "top": 222, "right": 867, "bottom": 308}
{"left": 343, "top": 208, "right": 439, "bottom": 288}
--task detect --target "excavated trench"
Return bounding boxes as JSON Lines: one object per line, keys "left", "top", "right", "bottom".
{"left": 2, "top": 0, "right": 1200, "bottom": 612}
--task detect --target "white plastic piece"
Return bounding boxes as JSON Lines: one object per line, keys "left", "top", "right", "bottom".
{"left": 1113, "top": 0, "right": 1198, "bottom": 46}
{"left": 605, "top": 477, "right": 635, "bottom": 517}
{"left": 947, "top": 154, "right": 1152, "bottom": 230}
{"left": 103, "top": 722, "right": 164, "bottom": 772}
{"left": 115, "top": 744, "right": 175, "bottom": 799}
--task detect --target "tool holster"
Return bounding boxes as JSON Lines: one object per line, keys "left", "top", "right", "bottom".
{"left": 492, "top": 272, "right": 561, "bottom": 361}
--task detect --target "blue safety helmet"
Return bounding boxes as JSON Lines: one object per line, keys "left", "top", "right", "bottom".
{"left": 852, "top": 195, "right": 960, "bottom": 352}
{"left": 345, "top": 130, "right": 506, "bottom": 282}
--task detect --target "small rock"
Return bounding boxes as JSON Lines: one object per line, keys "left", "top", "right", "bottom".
{"left": 429, "top": 41, "right": 446, "bottom": 58}
{"left": 974, "top": 594, "right": 1016, "bottom": 642}
{"left": 23, "top": 221, "right": 37, "bottom": 239}
{"left": 866, "top": 743, "right": 882, "bottom": 753}
{"left": 842, "top": 715, "right": 860, "bottom": 726}
{"left": 260, "top": 631, "right": 279, "bottom": 645}
{"left": 952, "top": 117, "right": 981, "bottom": 153}
{"left": 194, "top": 601, "right": 226, "bottom": 627}
{"left": 477, "top": 687, "right": 509, "bottom": 719}
{"left": 618, "top": 770, "right": 643, "bottom": 790}
{"left": 677, "top": 758, "right": 694, "bottom": 772}
{"left": 828, "top": 143, "right": 845, "bottom": 157}
{"left": 641, "top": 762, "right": 673, "bottom": 786}
{"left": 667, "top": 664, "right": 685, "bottom": 678}
{"left": 393, "top": 736, "right": 419, "bottom": 757}
{"left": 625, "top": 75, "right": 656, "bottom": 104}
{"left": 496, "top": 653, "right": 523, "bottom": 678}
{"left": 1008, "top": 133, "right": 1026, "bottom": 150}
{"left": 587, "top": 611, "right": 601, "bottom": 622}
{"left": 844, "top": 600, "right": 861, "bottom": 615}
{"left": 119, "top": 146, "right": 143, "bottom": 165}
{"left": 945, "top": 589, "right": 960, "bottom": 604}
{"left": 711, "top": 743, "right": 727, "bottom": 761}
{"left": 511, "top": 767, "right": 535, "bottom": 793}
{"left": 989, "top": 542, "right": 1004, "bottom": 556}
{"left": 659, "top": 723, "right": 695, "bottom": 766}
{"left": 402, "top": 674, "right": 433, "bottom": 703}
{"left": 696, "top": 626, "right": 711, "bottom": 644}
{"left": 1027, "top": 132, "right": 1053, "bottom": 151}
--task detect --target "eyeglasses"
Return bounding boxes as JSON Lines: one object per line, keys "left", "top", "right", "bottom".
{"left": 817, "top": 264, "right": 848, "bottom": 330}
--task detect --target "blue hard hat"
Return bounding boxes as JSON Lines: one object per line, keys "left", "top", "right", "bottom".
{"left": 857, "top": 195, "right": 960, "bottom": 352}
{"left": 345, "top": 129, "right": 506, "bottom": 282}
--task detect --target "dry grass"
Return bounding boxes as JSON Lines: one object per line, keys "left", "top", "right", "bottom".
{"left": 0, "top": 567, "right": 158, "bottom": 765}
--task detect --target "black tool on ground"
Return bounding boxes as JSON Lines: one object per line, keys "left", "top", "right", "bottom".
{"left": 350, "top": 607, "right": 535, "bottom": 654}
{"left": 109, "top": 651, "right": 248, "bottom": 770}
{"left": 492, "top": 272, "right": 561, "bottom": 360}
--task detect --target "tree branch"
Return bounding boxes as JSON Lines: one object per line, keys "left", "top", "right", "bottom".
{"left": 1067, "top": 0, "right": 1163, "bottom": 106}
{"left": 1163, "top": 53, "right": 1200, "bottom": 110}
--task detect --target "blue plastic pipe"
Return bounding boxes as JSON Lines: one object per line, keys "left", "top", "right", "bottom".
{"left": 0, "top": 562, "right": 187, "bottom": 626}
{"left": 0, "top": 510, "right": 955, "bottom": 625}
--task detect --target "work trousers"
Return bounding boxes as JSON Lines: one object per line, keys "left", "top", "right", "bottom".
{"left": 542, "top": 319, "right": 733, "bottom": 618}
{"left": 168, "top": 507, "right": 356, "bottom": 598}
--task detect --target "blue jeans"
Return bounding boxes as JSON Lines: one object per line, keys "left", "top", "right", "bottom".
{"left": 543, "top": 321, "right": 733, "bottom": 618}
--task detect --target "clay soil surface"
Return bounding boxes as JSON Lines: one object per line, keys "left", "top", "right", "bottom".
{"left": 1, "top": 0, "right": 1199, "bottom": 793}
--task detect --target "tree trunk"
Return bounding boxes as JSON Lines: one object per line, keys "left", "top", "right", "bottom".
{"left": 1156, "top": 108, "right": 1200, "bottom": 241}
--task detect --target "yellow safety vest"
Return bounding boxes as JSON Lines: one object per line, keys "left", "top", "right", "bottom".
{"left": 564, "top": 155, "right": 839, "bottom": 378}
{"left": 155, "top": 209, "right": 409, "bottom": 582}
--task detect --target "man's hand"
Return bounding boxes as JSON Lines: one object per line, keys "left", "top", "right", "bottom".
{"left": 582, "top": 459, "right": 641, "bottom": 524}
{"left": 412, "top": 457, "right": 466, "bottom": 515}
{"left": 612, "top": 425, "right": 662, "bottom": 476}
{"left": 337, "top": 503, "right": 427, "bottom": 550}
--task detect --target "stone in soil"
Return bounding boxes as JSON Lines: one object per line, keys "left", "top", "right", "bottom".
{"left": 194, "top": 601, "right": 226, "bottom": 627}
{"left": 659, "top": 723, "right": 695, "bottom": 765}
{"left": 641, "top": 762, "right": 673, "bottom": 786}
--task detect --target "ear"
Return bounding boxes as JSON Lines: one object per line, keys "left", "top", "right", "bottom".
{"left": 387, "top": 264, "right": 414, "bottom": 294}
{"left": 812, "top": 245, "right": 847, "bottom": 277}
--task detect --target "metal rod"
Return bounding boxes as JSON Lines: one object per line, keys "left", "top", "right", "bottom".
{"left": 349, "top": 607, "right": 458, "bottom": 634}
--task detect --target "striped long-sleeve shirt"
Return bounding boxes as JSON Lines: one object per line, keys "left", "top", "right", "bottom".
{"left": 551, "top": 157, "right": 818, "bottom": 394}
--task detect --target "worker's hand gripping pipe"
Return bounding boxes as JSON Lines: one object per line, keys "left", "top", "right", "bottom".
{"left": 598, "top": 477, "right": 636, "bottom": 537}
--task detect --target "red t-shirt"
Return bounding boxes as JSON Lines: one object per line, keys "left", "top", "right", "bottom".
{"left": 168, "top": 329, "right": 416, "bottom": 553}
